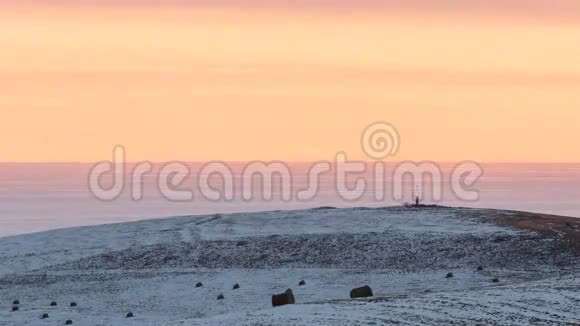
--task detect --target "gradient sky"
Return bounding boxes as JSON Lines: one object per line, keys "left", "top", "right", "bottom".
{"left": 1, "top": 1, "right": 579, "bottom": 162}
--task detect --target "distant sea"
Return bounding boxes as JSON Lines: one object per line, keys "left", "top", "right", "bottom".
{"left": 0, "top": 163, "right": 579, "bottom": 237}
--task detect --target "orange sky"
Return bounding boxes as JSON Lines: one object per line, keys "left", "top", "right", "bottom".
{"left": 1, "top": 2, "right": 579, "bottom": 162}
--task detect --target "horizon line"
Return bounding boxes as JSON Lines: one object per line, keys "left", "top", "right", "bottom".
{"left": 1, "top": 161, "right": 580, "bottom": 165}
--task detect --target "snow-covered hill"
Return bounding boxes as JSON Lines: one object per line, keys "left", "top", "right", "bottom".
{"left": 0, "top": 207, "right": 578, "bottom": 325}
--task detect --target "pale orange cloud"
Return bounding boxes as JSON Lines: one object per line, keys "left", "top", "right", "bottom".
{"left": 5, "top": 0, "right": 580, "bottom": 19}
{"left": 0, "top": 5, "right": 579, "bottom": 162}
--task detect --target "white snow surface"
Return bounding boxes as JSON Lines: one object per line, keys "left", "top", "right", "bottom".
{"left": 0, "top": 206, "right": 578, "bottom": 325}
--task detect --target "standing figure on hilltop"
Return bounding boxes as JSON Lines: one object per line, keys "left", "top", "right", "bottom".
{"left": 414, "top": 184, "right": 421, "bottom": 207}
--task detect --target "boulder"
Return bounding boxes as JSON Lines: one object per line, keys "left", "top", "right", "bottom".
{"left": 298, "top": 280, "right": 306, "bottom": 286}
{"left": 195, "top": 282, "right": 203, "bottom": 288}
{"left": 492, "top": 278, "right": 500, "bottom": 283}
{"left": 233, "top": 283, "right": 240, "bottom": 290}
{"left": 12, "top": 306, "right": 19, "bottom": 312}
{"left": 126, "top": 312, "right": 134, "bottom": 318}
{"left": 70, "top": 302, "right": 78, "bottom": 307}
{"left": 272, "top": 289, "right": 295, "bottom": 307}
{"left": 65, "top": 320, "right": 73, "bottom": 325}
{"left": 350, "top": 286, "right": 373, "bottom": 299}
{"left": 41, "top": 313, "right": 49, "bottom": 319}
{"left": 13, "top": 300, "right": 20, "bottom": 305}
{"left": 50, "top": 301, "right": 57, "bottom": 306}
{"left": 217, "top": 294, "right": 225, "bottom": 300}
{"left": 477, "top": 266, "right": 484, "bottom": 271}
{"left": 446, "top": 272, "right": 454, "bottom": 279}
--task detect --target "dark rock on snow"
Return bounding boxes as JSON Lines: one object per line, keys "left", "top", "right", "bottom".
{"left": 350, "top": 285, "right": 374, "bottom": 299}
{"left": 272, "top": 289, "right": 295, "bottom": 307}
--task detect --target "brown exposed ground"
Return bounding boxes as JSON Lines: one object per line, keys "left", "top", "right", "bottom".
{"left": 477, "top": 210, "right": 580, "bottom": 248}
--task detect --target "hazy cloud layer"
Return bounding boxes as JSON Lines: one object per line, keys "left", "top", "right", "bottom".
{"left": 9, "top": 0, "right": 580, "bottom": 20}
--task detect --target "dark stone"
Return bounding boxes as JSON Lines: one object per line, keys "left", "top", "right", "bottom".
{"left": 272, "top": 289, "right": 295, "bottom": 307}
{"left": 13, "top": 300, "right": 20, "bottom": 305}
{"left": 217, "top": 294, "right": 225, "bottom": 300}
{"left": 196, "top": 282, "right": 203, "bottom": 288}
{"left": 41, "top": 313, "right": 49, "bottom": 319}
{"left": 477, "top": 266, "right": 484, "bottom": 271}
{"left": 299, "top": 280, "right": 306, "bottom": 286}
{"left": 70, "top": 302, "right": 77, "bottom": 307}
{"left": 65, "top": 320, "right": 73, "bottom": 325}
{"left": 493, "top": 236, "right": 509, "bottom": 243}
{"left": 233, "top": 283, "right": 240, "bottom": 290}
{"left": 12, "top": 306, "right": 19, "bottom": 312}
{"left": 126, "top": 312, "right": 134, "bottom": 318}
{"left": 50, "top": 301, "right": 57, "bottom": 306}
{"left": 162, "top": 256, "right": 178, "bottom": 264}
{"left": 350, "top": 285, "right": 374, "bottom": 299}
{"left": 446, "top": 272, "right": 454, "bottom": 278}
{"left": 492, "top": 278, "right": 500, "bottom": 283}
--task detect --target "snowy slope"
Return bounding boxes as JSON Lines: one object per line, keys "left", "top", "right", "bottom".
{"left": 0, "top": 207, "right": 578, "bottom": 325}
{"left": 169, "top": 275, "right": 580, "bottom": 326}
